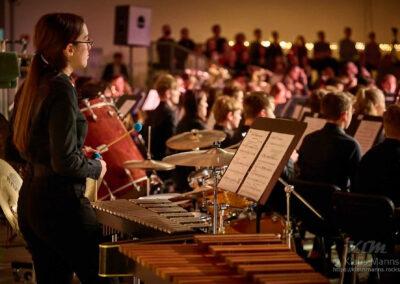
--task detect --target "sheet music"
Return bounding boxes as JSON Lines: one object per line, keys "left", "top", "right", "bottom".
{"left": 119, "top": 100, "right": 136, "bottom": 117}
{"left": 298, "top": 106, "right": 311, "bottom": 121}
{"left": 292, "top": 104, "right": 303, "bottom": 120}
{"left": 142, "top": 89, "right": 160, "bottom": 111}
{"left": 353, "top": 120, "right": 382, "bottom": 154}
{"left": 218, "top": 129, "right": 269, "bottom": 193}
{"left": 238, "top": 133, "right": 294, "bottom": 201}
{"left": 297, "top": 116, "right": 326, "bottom": 149}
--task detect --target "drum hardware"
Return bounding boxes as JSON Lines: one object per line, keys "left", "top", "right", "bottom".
{"left": 124, "top": 168, "right": 141, "bottom": 192}
{"left": 163, "top": 141, "right": 236, "bottom": 234}
{"left": 166, "top": 129, "right": 227, "bottom": 150}
{"left": 278, "top": 177, "right": 323, "bottom": 249}
{"left": 101, "top": 176, "right": 148, "bottom": 201}
{"left": 102, "top": 179, "right": 116, "bottom": 201}
{"left": 82, "top": 98, "right": 98, "bottom": 121}
{"left": 124, "top": 126, "right": 175, "bottom": 196}
{"left": 187, "top": 168, "right": 212, "bottom": 189}
{"left": 218, "top": 203, "right": 231, "bottom": 234}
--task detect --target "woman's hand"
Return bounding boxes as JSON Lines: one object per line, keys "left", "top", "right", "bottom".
{"left": 99, "top": 159, "right": 107, "bottom": 179}
{"left": 83, "top": 146, "right": 97, "bottom": 158}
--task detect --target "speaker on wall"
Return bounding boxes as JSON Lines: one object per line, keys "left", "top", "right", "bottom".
{"left": 114, "top": 6, "right": 152, "bottom": 46}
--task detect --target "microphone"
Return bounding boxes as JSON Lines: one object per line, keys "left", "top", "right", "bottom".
{"left": 96, "top": 122, "right": 142, "bottom": 154}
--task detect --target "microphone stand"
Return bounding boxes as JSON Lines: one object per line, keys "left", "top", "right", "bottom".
{"left": 278, "top": 177, "right": 323, "bottom": 249}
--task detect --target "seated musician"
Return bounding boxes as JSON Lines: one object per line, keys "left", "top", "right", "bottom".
{"left": 353, "top": 87, "right": 386, "bottom": 117}
{"left": 212, "top": 95, "right": 242, "bottom": 148}
{"left": 355, "top": 104, "right": 400, "bottom": 207}
{"left": 173, "top": 90, "right": 208, "bottom": 192}
{"left": 176, "top": 90, "right": 208, "bottom": 133}
{"left": 233, "top": 91, "right": 275, "bottom": 141}
{"left": 232, "top": 92, "right": 296, "bottom": 214}
{"left": 380, "top": 74, "right": 397, "bottom": 107}
{"left": 298, "top": 92, "right": 362, "bottom": 191}
{"left": 309, "top": 88, "right": 329, "bottom": 113}
{"left": 270, "top": 82, "right": 291, "bottom": 117}
{"left": 142, "top": 74, "right": 180, "bottom": 161}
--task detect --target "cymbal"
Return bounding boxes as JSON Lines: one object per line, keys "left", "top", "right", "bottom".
{"left": 123, "top": 159, "right": 175, "bottom": 171}
{"left": 163, "top": 148, "right": 235, "bottom": 167}
{"left": 225, "top": 141, "right": 241, "bottom": 149}
{"left": 166, "top": 129, "right": 226, "bottom": 150}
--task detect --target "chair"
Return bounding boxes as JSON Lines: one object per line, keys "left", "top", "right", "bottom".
{"left": 289, "top": 179, "right": 341, "bottom": 275}
{"left": 0, "top": 158, "right": 23, "bottom": 239}
{"left": 332, "top": 191, "right": 399, "bottom": 284}
{"left": 0, "top": 159, "right": 34, "bottom": 282}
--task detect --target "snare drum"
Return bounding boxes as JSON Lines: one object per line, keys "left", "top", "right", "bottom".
{"left": 79, "top": 96, "right": 146, "bottom": 200}
{"left": 205, "top": 191, "right": 253, "bottom": 219}
{"left": 225, "top": 213, "right": 285, "bottom": 238}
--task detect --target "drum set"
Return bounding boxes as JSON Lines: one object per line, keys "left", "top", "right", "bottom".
{"left": 79, "top": 95, "right": 284, "bottom": 236}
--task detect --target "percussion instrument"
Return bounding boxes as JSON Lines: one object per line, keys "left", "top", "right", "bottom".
{"left": 205, "top": 191, "right": 253, "bottom": 228}
{"left": 166, "top": 129, "right": 226, "bottom": 150}
{"left": 187, "top": 168, "right": 212, "bottom": 188}
{"left": 139, "top": 193, "right": 182, "bottom": 200}
{"left": 79, "top": 96, "right": 146, "bottom": 200}
{"left": 123, "top": 159, "right": 175, "bottom": 171}
{"left": 112, "top": 234, "right": 329, "bottom": 283}
{"left": 163, "top": 148, "right": 235, "bottom": 168}
{"left": 225, "top": 214, "right": 286, "bottom": 238}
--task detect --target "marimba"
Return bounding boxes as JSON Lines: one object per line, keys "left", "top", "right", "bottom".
{"left": 115, "top": 234, "right": 329, "bottom": 284}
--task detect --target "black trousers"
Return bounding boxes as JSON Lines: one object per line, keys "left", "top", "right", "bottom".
{"left": 18, "top": 173, "right": 111, "bottom": 284}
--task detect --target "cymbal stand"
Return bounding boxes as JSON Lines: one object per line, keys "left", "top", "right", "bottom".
{"left": 218, "top": 203, "right": 230, "bottom": 234}
{"left": 211, "top": 141, "right": 223, "bottom": 234}
{"left": 278, "top": 177, "right": 323, "bottom": 249}
{"left": 146, "top": 126, "right": 152, "bottom": 196}
{"left": 212, "top": 166, "right": 220, "bottom": 234}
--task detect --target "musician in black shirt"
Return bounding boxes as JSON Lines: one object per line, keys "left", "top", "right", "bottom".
{"left": 11, "top": 13, "right": 109, "bottom": 283}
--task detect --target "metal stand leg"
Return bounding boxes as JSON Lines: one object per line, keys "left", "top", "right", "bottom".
{"left": 212, "top": 169, "right": 218, "bottom": 234}
{"left": 256, "top": 205, "right": 261, "bottom": 233}
{"left": 285, "top": 184, "right": 293, "bottom": 249}
{"left": 278, "top": 178, "right": 324, "bottom": 250}
{"left": 146, "top": 171, "right": 151, "bottom": 196}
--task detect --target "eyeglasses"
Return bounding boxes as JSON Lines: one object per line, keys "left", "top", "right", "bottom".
{"left": 73, "top": 39, "right": 94, "bottom": 48}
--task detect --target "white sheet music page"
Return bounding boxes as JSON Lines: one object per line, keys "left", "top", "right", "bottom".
{"left": 354, "top": 120, "right": 381, "bottom": 154}
{"left": 218, "top": 128, "right": 269, "bottom": 193}
{"left": 239, "top": 132, "right": 294, "bottom": 201}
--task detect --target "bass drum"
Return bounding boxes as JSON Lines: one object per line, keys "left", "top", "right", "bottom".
{"left": 79, "top": 96, "right": 146, "bottom": 200}
{"left": 225, "top": 213, "right": 285, "bottom": 238}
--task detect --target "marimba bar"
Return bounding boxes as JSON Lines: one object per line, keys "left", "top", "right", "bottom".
{"left": 117, "top": 234, "right": 329, "bottom": 284}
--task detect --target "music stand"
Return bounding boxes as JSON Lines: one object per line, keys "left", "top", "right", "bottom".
{"left": 218, "top": 117, "right": 323, "bottom": 245}
{"left": 115, "top": 93, "right": 143, "bottom": 118}
{"left": 298, "top": 112, "right": 384, "bottom": 154}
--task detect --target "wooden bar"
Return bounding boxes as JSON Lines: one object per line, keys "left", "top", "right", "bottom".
{"left": 117, "top": 234, "right": 329, "bottom": 284}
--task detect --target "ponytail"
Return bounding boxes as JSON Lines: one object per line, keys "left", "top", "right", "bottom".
{"left": 12, "top": 54, "right": 42, "bottom": 152}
